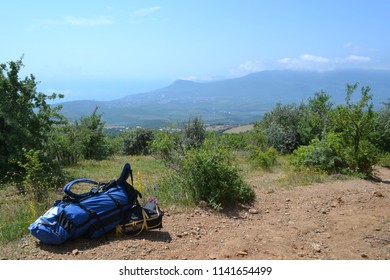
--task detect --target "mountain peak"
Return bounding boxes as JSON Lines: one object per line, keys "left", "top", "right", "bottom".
{"left": 170, "top": 79, "right": 197, "bottom": 86}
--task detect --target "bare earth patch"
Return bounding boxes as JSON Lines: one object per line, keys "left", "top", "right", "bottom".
{"left": 1, "top": 167, "right": 389, "bottom": 260}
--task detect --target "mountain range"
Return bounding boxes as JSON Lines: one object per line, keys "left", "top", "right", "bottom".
{"left": 55, "top": 70, "right": 390, "bottom": 128}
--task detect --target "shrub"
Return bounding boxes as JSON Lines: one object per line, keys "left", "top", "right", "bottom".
{"left": 291, "top": 133, "right": 343, "bottom": 173}
{"left": 18, "top": 149, "right": 62, "bottom": 202}
{"left": 249, "top": 147, "right": 279, "bottom": 170}
{"left": 121, "top": 128, "right": 154, "bottom": 155}
{"left": 219, "top": 132, "right": 251, "bottom": 150}
{"left": 183, "top": 117, "right": 206, "bottom": 149}
{"left": 379, "top": 153, "right": 390, "bottom": 168}
{"left": 181, "top": 140, "right": 255, "bottom": 210}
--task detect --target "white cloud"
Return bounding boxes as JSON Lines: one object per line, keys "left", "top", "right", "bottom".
{"left": 278, "top": 57, "right": 294, "bottom": 64}
{"left": 42, "top": 15, "right": 113, "bottom": 27}
{"left": 230, "top": 60, "right": 265, "bottom": 77}
{"left": 239, "top": 60, "right": 264, "bottom": 72}
{"left": 344, "top": 42, "right": 361, "bottom": 53}
{"left": 130, "top": 6, "right": 161, "bottom": 17}
{"left": 63, "top": 16, "right": 113, "bottom": 26}
{"left": 277, "top": 53, "right": 372, "bottom": 70}
{"left": 300, "top": 54, "right": 329, "bottom": 63}
{"left": 345, "top": 55, "right": 371, "bottom": 62}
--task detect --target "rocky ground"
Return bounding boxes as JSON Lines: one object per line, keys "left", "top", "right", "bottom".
{"left": 1, "top": 167, "right": 389, "bottom": 260}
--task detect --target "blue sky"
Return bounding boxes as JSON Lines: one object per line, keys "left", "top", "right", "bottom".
{"left": 1, "top": 0, "right": 389, "bottom": 101}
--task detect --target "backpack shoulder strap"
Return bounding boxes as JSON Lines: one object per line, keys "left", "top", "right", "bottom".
{"left": 63, "top": 178, "right": 100, "bottom": 201}
{"left": 117, "top": 163, "right": 142, "bottom": 202}
{"left": 118, "top": 163, "right": 134, "bottom": 186}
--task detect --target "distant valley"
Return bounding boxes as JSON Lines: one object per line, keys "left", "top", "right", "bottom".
{"left": 55, "top": 70, "right": 390, "bottom": 128}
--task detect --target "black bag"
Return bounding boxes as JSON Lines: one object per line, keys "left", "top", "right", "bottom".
{"left": 115, "top": 199, "right": 163, "bottom": 236}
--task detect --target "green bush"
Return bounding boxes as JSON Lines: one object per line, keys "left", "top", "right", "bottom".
{"left": 379, "top": 153, "right": 390, "bottom": 168}
{"left": 18, "top": 149, "right": 63, "bottom": 202}
{"left": 291, "top": 133, "right": 343, "bottom": 173}
{"left": 219, "top": 133, "right": 251, "bottom": 150}
{"left": 291, "top": 131, "right": 379, "bottom": 176}
{"left": 342, "top": 140, "right": 379, "bottom": 175}
{"left": 249, "top": 147, "right": 279, "bottom": 170}
{"left": 121, "top": 128, "right": 154, "bottom": 155}
{"left": 181, "top": 140, "right": 255, "bottom": 210}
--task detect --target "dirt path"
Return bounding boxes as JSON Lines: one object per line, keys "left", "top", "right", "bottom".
{"left": 2, "top": 167, "right": 390, "bottom": 260}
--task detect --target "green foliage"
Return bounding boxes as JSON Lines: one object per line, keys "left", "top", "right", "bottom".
{"left": 181, "top": 140, "right": 255, "bottom": 210}
{"left": 291, "top": 84, "right": 380, "bottom": 176}
{"left": 379, "top": 153, "right": 390, "bottom": 168}
{"left": 17, "top": 149, "right": 62, "bottom": 202}
{"left": 151, "top": 117, "right": 207, "bottom": 170}
{"left": 298, "top": 91, "right": 333, "bottom": 144}
{"left": 259, "top": 103, "right": 303, "bottom": 154}
{"left": 48, "top": 124, "right": 83, "bottom": 166}
{"left": 151, "top": 119, "right": 255, "bottom": 210}
{"left": 47, "top": 107, "right": 111, "bottom": 166}
{"left": 121, "top": 128, "right": 154, "bottom": 155}
{"left": 247, "top": 123, "right": 279, "bottom": 170}
{"left": 278, "top": 166, "right": 328, "bottom": 189}
{"left": 371, "top": 100, "right": 390, "bottom": 152}
{"left": 183, "top": 117, "right": 206, "bottom": 149}
{"left": 330, "top": 83, "right": 379, "bottom": 175}
{"left": 219, "top": 132, "right": 251, "bottom": 150}
{"left": 291, "top": 133, "right": 343, "bottom": 173}
{"left": 78, "top": 107, "right": 108, "bottom": 160}
{"left": 0, "top": 58, "right": 64, "bottom": 181}
{"left": 150, "top": 131, "right": 184, "bottom": 171}
{"left": 0, "top": 201, "right": 33, "bottom": 244}
{"left": 249, "top": 147, "right": 279, "bottom": 171}
{"left": 152, "top": 172, "right": 196, "bottom": 208}
{"left": 0, "top": 185, "right": 55, "bottom": 244}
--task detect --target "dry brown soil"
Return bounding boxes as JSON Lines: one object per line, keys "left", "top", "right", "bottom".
{"left": 1, "top": 167, "right": 390, "bottom": 260}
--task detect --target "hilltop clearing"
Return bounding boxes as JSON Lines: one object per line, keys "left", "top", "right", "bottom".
{"left": 1, "top": 166, "right": 389, "bottom": 260}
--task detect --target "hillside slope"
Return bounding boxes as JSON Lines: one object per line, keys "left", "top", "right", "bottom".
{"left": 56, "top": 70, "right": 390, "bottom": 127}
{"left": 2, "top": 166, "right": 389, "bottom": 260}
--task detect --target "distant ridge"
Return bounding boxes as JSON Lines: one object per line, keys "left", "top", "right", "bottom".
{"left": 55, "top": 69, "right": 390, "bottom": 128}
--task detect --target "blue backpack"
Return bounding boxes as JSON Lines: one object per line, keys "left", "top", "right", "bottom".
{"left": 28, "top": 163, "right": 141, "bottom": 245}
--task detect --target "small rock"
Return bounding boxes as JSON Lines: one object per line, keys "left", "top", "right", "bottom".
{"left": 198, "top": 200, "right": 208, "bottom": 208}
{"left": 311, "top": 243, "right": 321, "bottom": 253}
{"left": 72, "top": 249, "right": 79, "bottom": 255}
{"left": 237, "top": 251, "right": 248, "bottom": 256}
{"left": 361, "top": 253, "right": 368, "bottom": 259}
{"left": 249, "top": 208, "right": 259, "bottom": 214}
{"left": 176, "top": 233, "right": 183, "bottom": 238}
{"left": 286, "top": 198, "right": 291, "bottom": 202}
{"left": 320, "top": 208, "right": 328, "bottom": 214}
{"left": 373, "top": 191, "right": 384, "bottom": 198}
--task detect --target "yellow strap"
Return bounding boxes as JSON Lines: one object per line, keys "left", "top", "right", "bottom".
{"left": 115, "top": 206, "right": 161, "bottom": 237}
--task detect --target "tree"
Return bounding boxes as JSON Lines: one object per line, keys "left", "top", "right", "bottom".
{"left": 259, "top": 103, "right": 304, "bottom": 153}
{"left": 150, "top": 117, "right": 206, "bottom": 171}
{"left": 371, "top": 99, "right": 390, "bottom": 152}
{"left": 331, "top": 83, "right": 378, "bottom": 174}
{"left": 78, "top": 107, "right": 107, "bottom": 160}
{"left": 47, "top": 107, "right": 110, "bottom": 165}
{"left": 121, "top": 128, "right": 154, "bottom": 155}
{"left": 183, "top": 117, "right": 206, "bottom": 149}
{"left": 0, "top": 58, "right": 63, "bottom": 181}
{"left": 298, "top": 90, "right": 333, "bottom": 145}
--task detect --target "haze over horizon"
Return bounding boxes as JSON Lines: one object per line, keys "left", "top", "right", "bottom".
{"left": 2, "top": 0, "right": 389, "bottom": 101}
